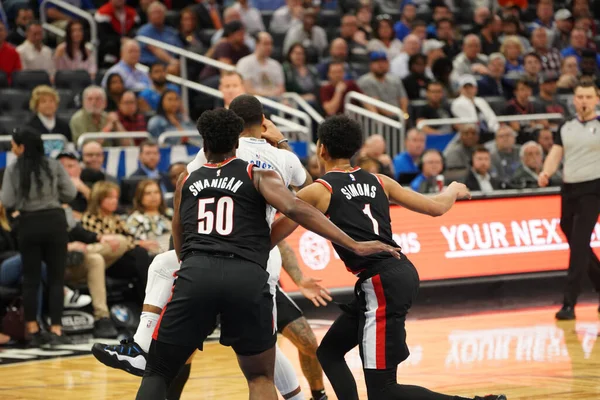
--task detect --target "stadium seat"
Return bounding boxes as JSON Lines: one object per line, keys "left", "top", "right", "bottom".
{"left": 409, "top": 99, "right": 428, "bottom": 121}
{"left": 57, "top": 89, "right": 76, "bottom": 110}
{"left": 483, "top": 96, "right": 508, "bottom": 115}
{"left": 55, "top": 70, "right": 93, "bottom": 92}
{"left": 318, "top": 10, "right": 341, "bottom": 28}
{"left": 0, "top": 115, "right": 22, "bottom": 135}
{"left": 272, "top": 31, "right": 286, "bottom": 48}
{"left": 350, "top": 62, "right": 369, "bottom": 77}
{"left": 57, "top": 110, "right": 78, "bottom": 122}
{"left": 0, "top": 71, "right": 8, "bottom": 88}
{"left": 165, "top": 10, "right": 180, "bottom": 28}
{"left": 0, "top": 89, "right": 31, "bottom": 112}
{"left": 262, "top": 11, "right": 273, "bottom": 30}
{"left": 11, "top": 70, "right": 51, "bottom": 90}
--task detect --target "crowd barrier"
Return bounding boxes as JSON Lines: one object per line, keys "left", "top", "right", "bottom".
{"left": 278, "top": 192, "right": 600, "bottom": 292}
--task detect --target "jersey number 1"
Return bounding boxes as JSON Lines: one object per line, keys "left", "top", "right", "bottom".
{"left": 198, "top": 197, "right": 234, "bottom": 235}
{"left": 362, "top": 204, "right": 379, "bottom": 235}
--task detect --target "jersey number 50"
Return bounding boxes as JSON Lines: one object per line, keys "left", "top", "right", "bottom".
{"left": 197, "top": 197, "right": 234, "bottom": 235}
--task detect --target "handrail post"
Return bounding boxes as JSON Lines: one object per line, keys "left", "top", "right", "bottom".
{"left": 179, "top": 56, "right": 189, "bottom": 117}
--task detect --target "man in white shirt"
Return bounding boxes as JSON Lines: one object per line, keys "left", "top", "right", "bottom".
{"left": 282, "top": 7, "right": 328, "bottom": 55}
{"left": 231, "top": 0, "right": 265, "bottom": 35}
{"left": 16, "top": 21, "right": 55, "bottom": 79}
{"left": 390, "top": 34, "right": 421, "bottom": 79}
{"left": 270, "top": 0, "right": 303, "bottom": 34}
{"left": 451, "top": 34, "right": 489, "bottom": 81}
{"left": 451, "top": 74, "right": 499, "bottom": 136}
{"left": 237, "top": 32, "right": 285, "bottom": 98}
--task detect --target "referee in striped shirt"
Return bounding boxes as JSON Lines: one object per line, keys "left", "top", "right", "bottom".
{"left": 538, "top": 80, "right": 600, "bottom": 320}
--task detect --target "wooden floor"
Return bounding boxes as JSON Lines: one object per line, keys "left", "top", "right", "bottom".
{"left": 1, "top": 305, "right": 600, "bottom": 399}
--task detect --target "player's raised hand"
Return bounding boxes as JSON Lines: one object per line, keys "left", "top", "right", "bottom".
{"left": 261, "top": 118, "right": 285, "bottom": 145}
{"left": 352, "top": 241, "right": 402, "bottom": 259}
{"left": 298, "top": 276, "right": 333, "bottom": 307}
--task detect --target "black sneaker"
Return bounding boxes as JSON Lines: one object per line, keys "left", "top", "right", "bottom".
{"left": 555, "top": 305, "right": 575, "bottom": 320}
{"left": 474, "top": 395, "right": 507, "bottom": 400}
{"left": 44, "top": 332, "right": 73, "bottom": 348}
{"left": 28, "top": 331, "right": 51, "bottom": 348}
{"left": 92, "top": 338, "right": 147, "bottom": 376}
{"left": 94, "top": 318, "right": 119, "bottom": 339}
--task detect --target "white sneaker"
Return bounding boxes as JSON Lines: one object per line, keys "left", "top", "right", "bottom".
{"left": 64, "top": 286, "right": 92, "bottom": 309}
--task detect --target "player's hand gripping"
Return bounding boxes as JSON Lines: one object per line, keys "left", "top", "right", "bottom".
{"left": 352, "top": 241, "right": 402, "bottom": 259}
{"left": 447, "top": 182, "right": 472, "bottom": 200}
{"left": 298, "top": 276, "right": 333, "bottom": 307}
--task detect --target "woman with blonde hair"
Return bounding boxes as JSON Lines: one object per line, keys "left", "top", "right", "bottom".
{"left": 500, "top": 35, "right": 524, "bottom": 75}
{"left": 81, "top": 181, "right": 151, "bottom": 300}
{"left": 126, "top": 180, "right": 172, "bottom": 255}
{"left": 26, "top": 85, "right": 72, "bottom": 141}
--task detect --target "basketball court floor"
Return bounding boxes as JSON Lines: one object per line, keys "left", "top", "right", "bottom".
{"left": 1, "top": 304, "right": 599, "bottom": 399}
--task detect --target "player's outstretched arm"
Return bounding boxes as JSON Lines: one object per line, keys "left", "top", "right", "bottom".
{"left": 172, "top": 172, "right": 188, "bottom": 260}
{"left": 378, "top": 175, "right": 471, "bottom": 217}
{"left": 258, "top": 171, "right": 401, "bottom": 258}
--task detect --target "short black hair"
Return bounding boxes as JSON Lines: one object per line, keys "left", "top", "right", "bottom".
{"left": 574, "top": 78, "right": 599, "bottom": 92}
{"left": 139, "top": 139, "right": 159, "bottom": 152}
{"left": 408, "top": 53, "right": 427, "bottom": 69}
{"left": 318, "top": 115, "right": 363, "bottom": 159}
{"left": 523, "top": 52, "right": 541, "bottom": 63}
{"left": 426, "top": 80, "right": 443, "bottom": 90}
{"left": 228, "top": 94, "right": 264, "bottom": 128}
{"left": 473, "top": 145, "right": 490, "bottom": 155}
{"left": 197, "top": 108, "right": 244, "bottom": 154}
{"left": 149, "top": 62, "right": 166, "bottom": 72}
{"left": 515, "top": 78, "right": 534, "bottom": 90}
{"left": 411, "top": 19, "right": 427, "bottom": 29}
{"left": 436, "top": 17, "right": 454, "bottom": 28}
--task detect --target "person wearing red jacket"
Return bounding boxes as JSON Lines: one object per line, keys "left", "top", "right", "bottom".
{"left": 0, "top": 21, "right": 22, "bottom": 84}
{"left": 94, "top": 0, "right": 140, "bottom": 67}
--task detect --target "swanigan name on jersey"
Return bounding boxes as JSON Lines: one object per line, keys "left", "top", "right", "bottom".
{"left": 188, "top": 176, "right": 244, "bottom": 196}
{"left": 341, "top": 182, "right": 377, "bottom": 200}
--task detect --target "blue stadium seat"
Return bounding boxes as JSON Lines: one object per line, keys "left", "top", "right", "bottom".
{"left": 11, "top": 70, "right": 51, "bottom": 90}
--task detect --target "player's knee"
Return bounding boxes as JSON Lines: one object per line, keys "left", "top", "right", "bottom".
{"left": 316, "top": 342, "right": 337, "bottom": 366}
{"left": 148, "top": 251, "right": 179, "bottom": 279}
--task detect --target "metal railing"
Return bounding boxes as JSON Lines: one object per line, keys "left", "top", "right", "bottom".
{"left": 417, "top": 113, "right": 565, "bottom": 130}
{"left": 282, "top": 92, "right": 324, "bottom": 125}
{"left": 40, "top": 0, "right": 98, "bottom": 60}
{"left": 76, "top": 132, "right": 151, "bottom": 150}
{"left": 344, "top": 91, "right": 406, "bottom": 155}
{"left": 0, "top": 134, "right": 69, "bottom": 146}
{"left": 157, "top": 130, "right": 202, "bottom": 147}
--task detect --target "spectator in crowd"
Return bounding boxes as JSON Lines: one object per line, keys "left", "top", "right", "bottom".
{"left": 118, "top": 91, "right": 147, "bottom": 141}
{"left": 200, "top": 21, "right": 250, "bottom": 83}
{"left": 477, "top": 53, "right": 512, "bottom": 99}
{"left": 436, "top": 18, "right": 461, "bottom": 59}
{"left": 580, "top": 49, "right": 600, "bottom": 86}
{"left": 81, "top": 182, "right": 151, "bottom": 300}
{"left": 219, "top": 70, "right": 246, "bottom": 108}
{"left": 557, "top": 55, "right": 580, "bottom": 93}
{"left": 105, "top": 73, "right": 125, "bottom": 112}
{"left": 80, "top": 141, "right": 118, "bottom": 185}
{"left": 452, "top": 34, "right": 489, "bottom": 80}
{"left": 560, "top": 55, "right": 580, "bottom": 78}
{"left": 136, "top": 0, "right": 152, "bottom": 25}
{"left": 138, "top": 63, "right": 181, "bottom": 112}
{"left": 470, "top": 6, "right": 490, "bottom": 35}
{"left": 41, "top": 0, "right": 94, "bottom": 25}
{"left": 54, "top": 20, "right": 97, "bottom": 80}
{"left": 270, "top": 0, "right": 302, "bottom": 34}
{"left": 355, "top": 134, "right": 394, "bottom": 177}
{"left": 101, "top": 40, "right": 151, "bottom": 92}
{"left": 126, "top": 180, "right": 172, "bottom": 256}
{"left": 444, "top": 124, "right": 480, "bottom": 170}
{"left": 165, "top": 162, "right": 187, "bottom": 194}
{"left": 16, "top": 21, "right": 55, "bottom": 80}
{"left": 392, "top": 128, "right": 425, "bottom": 181}
{"left": 191, "top": 0, "right": 222, "bottom": 32}
{"left": 426, "top": 3, "right": 452, "bottom": 37}
{"left": 57, "top": 152, "right": 89, "bottom": 217}
{"left": 511, "top": 140, "right": 561, "bottom": 188}
{"left": 390, "top": 33, "right": 420, "bottom": 79}
{"left": 536, "top": 72, "right": 568, "bottom": 118}
{"left": 529, "top": 0, "right": 555, "bottom": 39}
{"left": 355, "top": 156, "right": 381, "bottom": 173}
{"left": 552, "top": 9, "right": 574, "bottom": 50}
{"left": 130, "top": 140, "right": 165, "bottom": 183}
{"left": 410, "top": 149, "right": 445, "bottom": 193}
{"left": 231, "top": 0, "right": 265, "bottom": 35}
{"left": 237, "top": 32, "right": 285, "bottom": 98}
{"left": 402, "top": 53, "right": 430, "bottom": 100}
{"left": 423, "top": 39, "right": 445, "bottom": 80}
{"left": 70, "top": 86, "right": 125, "bottom": 144}
{"left": 451, "top": 75, "right": 499, "bottom": 136}
{"left": 1, "top": 128, "right": 76, "bottom": 347}
{"left": 367, "top": 15, "right": 403, "bottom": 62}
{"left": 393, "top": 2, "right": 416, "bottom": 41}
{"left": 320, "top": 62, "right": 363, "bottom": 116}
{"left": 283, "top": 43, "right": 320, "bottom": 104}
{"left": 357, "top": 51, "right": 408, "bottom": 116}
{"left": 355, "top": 4, "right": 373, "bottom": 42}
{"left": 431, "top": 56, "right": 456, "bottom": 98}
{"left": 499, "top": 15, "right": 531, "bottom": 52}
{"left": 178, "top": 6, "right": 206, "bottom": 65}
{"left": 282, "top": 7, "right": 327, "bottom": 55}
{"left": 489, "top": 125, "right": 521, "bottom": 185}
{"left": 531, "top": 27, "right": 562, "bottom": 76}
{"left": 416, "top": 81, "right": 454, "bottom": 134}
{"left": 6, "top": 6, "right": 33, "bottom": 46}
{"left": 210, "top": 7, "right": 256, "bottom": 51}
{"left": 410, "top": 19, "right": 428, "bottom": 42}
{"left": 338, "top": 14, "right": 369, "bottom": 63}
{"left": 536, "top": 128, "right": 554, "bottom": 157}
{"left": 305, "top": 154, "right": 321, "bottom": 181}
{"left": 500, "top": 35, "right": 524, "bottom": 76}
{"left": 26, "top": 85, "right": 72, "bottom": 141}
{"left": 0, "top": 21, "right": 21, "bottom": 85}
{"left": 138, "top": 2, "right": 183, "bottom": 75}
{"left": 561, "top": 28, "right": 600, "bottom": 67}
{"left": 502, "top": 79, "right": 546, "bottom": 142}
{"left": 317, "top": 38, "right": 355, "bottom": 81}
{"left": 479, "top": 16, "right": 501, "bottom": 55}
{"left": 463, "top": 145, "right": 500, "bottom": 193}
{"left": 522, "top": 52, "right": 542, "bottom": 94}
{"left": 147, "top": 90, "right": 194, "bottom": 139}
{"left": 95, "top": 0, "right": 140, "bottom": 68}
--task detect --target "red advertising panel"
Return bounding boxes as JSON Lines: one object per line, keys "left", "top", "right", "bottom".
{"left": 279, "top": 195, "right": 600, "bottom": 291}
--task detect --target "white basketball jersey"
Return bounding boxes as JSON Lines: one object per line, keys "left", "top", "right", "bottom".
{"left": 187, "top": 137, "right": 307, "bottom": 284}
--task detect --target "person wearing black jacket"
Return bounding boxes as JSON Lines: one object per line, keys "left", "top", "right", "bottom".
{"left": 26, "top": 86, "right": 72, "bottom": 141}
{"left": 463, "top": 146, "right": 502, "bottom": 193}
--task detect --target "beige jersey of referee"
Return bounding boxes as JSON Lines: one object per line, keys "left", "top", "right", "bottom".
{"left": 554, "top": 117, "right": 600, "bottom": 183}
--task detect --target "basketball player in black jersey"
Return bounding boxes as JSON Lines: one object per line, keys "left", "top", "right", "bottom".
{"left": 135, "top": 109, "right": 401, "bottom": 400}
{"left": 270, "top": 115, "right": 507, "bottom": 400}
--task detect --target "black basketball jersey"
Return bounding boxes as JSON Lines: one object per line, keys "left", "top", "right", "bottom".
{"left": 179, "top": 157, "right": 271, "bottom": 268}
{"left": 317, "top": 167, "right": 399, "bottom": 273}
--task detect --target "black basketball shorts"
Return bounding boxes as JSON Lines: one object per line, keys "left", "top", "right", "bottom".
{"left": 153, "top": 254, "right": 276, "bottom": 356}
{"left": 275, "top": 285, "right": 304, "bottom": 332}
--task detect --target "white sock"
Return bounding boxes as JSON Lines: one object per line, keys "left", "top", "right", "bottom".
{"left": 275, "top": 345, "right": 304, "bottom": 399}
{"left": 133, "top": 312, "right": 159, "bottom": 353}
